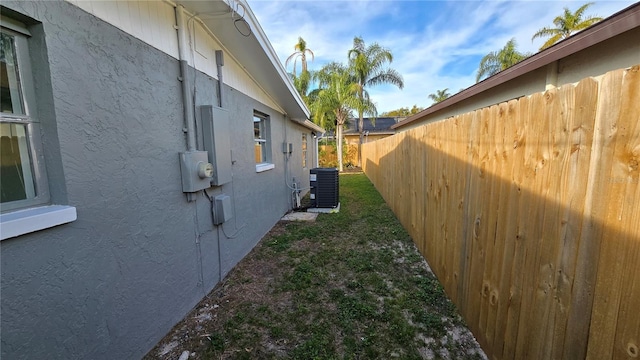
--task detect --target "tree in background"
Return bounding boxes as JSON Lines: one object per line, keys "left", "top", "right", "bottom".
{"left": 476, "top": 38, "right": 530, "bottom": 82}
{"left": 381, "top": 105, "right": 424, "bottom": 117}
{"left": 311, "top": 62, "right": 374, "bottom": 172}
{"left": 290, "top": 70, "right": 313, "bottom": 104}
{"left": 286, "top": 37, "right": 315, "bottom": 104}
{"left": 348, "top": 36, "right": 404, "bottom": 166}
{"left": 532, "top": 2, "right": 602, "bottom": 50}
{"left": 428, "top": 88, "right": 451, "bottom": 104}
{"left": 285, "top": 37, "right": 314, "bottom": 76}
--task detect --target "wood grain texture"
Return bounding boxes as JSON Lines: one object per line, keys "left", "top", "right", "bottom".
{"left": 362, "top": 65, "right": 640, "bottom": 360}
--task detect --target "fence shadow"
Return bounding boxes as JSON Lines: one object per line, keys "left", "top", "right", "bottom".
{"left": 362, "top": 66, "right": 640, "bottom": 360}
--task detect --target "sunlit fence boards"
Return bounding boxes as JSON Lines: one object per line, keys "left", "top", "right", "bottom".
{"left": 362, "top": 66, "right": 640, "bottom": 360}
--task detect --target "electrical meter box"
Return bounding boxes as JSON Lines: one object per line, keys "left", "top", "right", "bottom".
{"left": 179, "top": 150, "right": 213, "bottom": 193}
{"left": 201, "top": 105, "right": 232, "bottom": 185}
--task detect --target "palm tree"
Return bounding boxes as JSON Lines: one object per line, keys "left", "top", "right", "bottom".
{"left": 285, "top": 37, "right": 314, "bottom": 76}
{"left": 290, "top": 70, "right": 313, "bottom": 105}
{"left": 311, "top": 62, "right": 374, "bottom": 172}
{"left": 286, "top": 37, "right": 315, "bottom": 107}
{"left": 476, "top": 38, "right": 530, "bottom": 82}
{"left": 532, "top": 2, "right": 603, "bottom": 50}
{"left": 348, "top": 36, "right": 404, "bottom": 166}
{"left": 428, "top": 88, "right": 451, "bottom": 104}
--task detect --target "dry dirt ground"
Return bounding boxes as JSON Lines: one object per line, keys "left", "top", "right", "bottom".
{"left": 145, "top": 174, "right": 487, "bottom": 360}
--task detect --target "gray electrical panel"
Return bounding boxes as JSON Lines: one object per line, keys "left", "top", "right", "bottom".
{"left": 201, "top": 105, "right": 232, "bottom": 185}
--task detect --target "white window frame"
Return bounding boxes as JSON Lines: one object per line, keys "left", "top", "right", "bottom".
{"left": 253, "top": 111, "right": 273, "bottom": 172}
{"left": 0, "top": 19, "right": 76, "bottom": 241}
{"left": 1, "top": 25, "right": 48, "bottom": 211}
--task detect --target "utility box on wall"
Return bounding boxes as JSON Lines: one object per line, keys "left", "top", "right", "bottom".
{"left": 213, "top": 194, "right": 232, "bottom": 225}
{"left": 310, "top": 168, "right": 339, "bottom": 208}
{"left": 201, "top": 105, "right": 232, "bottom": 185}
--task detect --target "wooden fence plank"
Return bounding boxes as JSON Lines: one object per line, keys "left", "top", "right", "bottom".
{"left": 524, "top": 87, "right": 563, "bottom": 360}
{"left": 607, "top": 66, "right": 640, "bottom": 360}
{"left": 477, "top": 106, "right": 493, "bottom": 340}
{"left": 586, "top": 68, "right": 627, "bottom": 360}
{"left": 491, "top": 99, "right": 520, "bottom": 358}
{"left": 462, "top": 108, "right": 486, "bottom": 340}
{"left": 614, "top": 66, "right": 640, "bottom": 359}
{"left": 514, "top": 90, "right": 549, "bottom": 359}
{"left": 500, "top": 96, "right": 530, "bottom": 359}
{"left": 458, "top": 111, "right": 479, "bottom": 319}
{"left": 557, "top": 77, "right": 599, "bottom": 359}
{"left": 483, "top": 102, "right": 511, "bottom": 353}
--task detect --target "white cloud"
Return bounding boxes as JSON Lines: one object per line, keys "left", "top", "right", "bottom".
{"left": 247, "top": 0, "right": 636, "bottom": 113}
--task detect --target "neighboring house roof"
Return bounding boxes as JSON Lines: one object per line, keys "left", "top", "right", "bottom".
{"left": 175, "top": 0, "right": 319, "bottom": 131}
{"left": 392, "top": 2, "right": 640, "bottom": 130}
{"left": 344, "top": 117, "right": 399, "bottom": 136}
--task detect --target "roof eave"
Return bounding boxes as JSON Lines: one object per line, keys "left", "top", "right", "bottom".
{"left": 291, "top": 118, "right": 325, "bottom": 133}
{"left": 177, "top": 0, "right": 310, "bottom": 121}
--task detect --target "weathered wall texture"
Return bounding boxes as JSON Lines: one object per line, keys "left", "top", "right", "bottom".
{"left": 362, "top": 66, "right": 640, "bottom": 360}
{"left": 0, "top": 1, "right": 313, "bottom": 359}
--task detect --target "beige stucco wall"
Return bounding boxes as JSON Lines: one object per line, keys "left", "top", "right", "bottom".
{"left": 398, "top": 68, "right": 546, "bottom": 132}
{"left": 556, "top": 26, "right": 640, "bottom": 85}
{"left": 398, "top": 26, "right": 640, "bottom": 132}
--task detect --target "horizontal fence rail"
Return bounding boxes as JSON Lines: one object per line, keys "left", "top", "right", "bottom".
{"left": 362, "top": 66, "right": 640, "bottom": 359}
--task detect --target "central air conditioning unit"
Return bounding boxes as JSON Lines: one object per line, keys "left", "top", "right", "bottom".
{"left": 309, "top": 168, "right": 339, "bottom": 208}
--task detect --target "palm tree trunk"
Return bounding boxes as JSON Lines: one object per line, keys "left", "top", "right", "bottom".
{"left": 358, "top": 113, "right": 364, "bottom": 167}
{"left": 337, "top": 122, "right": 344, "bottom": 172}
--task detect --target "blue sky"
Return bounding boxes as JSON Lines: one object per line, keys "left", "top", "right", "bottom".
{"left": 247, "top": 0, "right": 636, "bottom": 113}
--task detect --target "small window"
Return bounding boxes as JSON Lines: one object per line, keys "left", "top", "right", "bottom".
{"left": 0, "top": 17, "right": 76, "bottom": 240}
{"left": 253, "top": 111, "right": 272, "bottom": 172}
{"left": 302, "top": 133, "right": 307, "bottom": 168}
{"left": 1, "top": 27, "right": 49, "bottom": 211}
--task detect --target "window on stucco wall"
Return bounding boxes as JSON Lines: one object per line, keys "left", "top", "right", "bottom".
{"left": 253, "top": 111, "right": 273, "bottom": 172}
{"left": 1, "top": 17, "right": 76, "bottom": 241}
{"left": 0, "top": 27, "right": 48, "bottom": 210}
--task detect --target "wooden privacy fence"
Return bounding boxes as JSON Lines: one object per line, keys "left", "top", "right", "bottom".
{"left": 319, "top": 144, "right": 359, "bottom": 167}
{"left": 362, "top": 66, "right": 640, "bottom": 359}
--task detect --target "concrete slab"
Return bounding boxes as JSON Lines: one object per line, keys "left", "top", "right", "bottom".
{"left": 307, "top": 203, "right": 341, "bottom": 214}
{"left": 281, "top": 212, "right": 319, "bottom": 221}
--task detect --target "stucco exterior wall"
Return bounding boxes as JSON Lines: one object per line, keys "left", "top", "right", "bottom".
{"left": 0, "top": 1, "right": 313, "bottom": 359}
{"left": 396, "top": 26, "right": 640, "bottom": 132}
{"left": 398, "top": 69, "right": 547, "bottom": 132}
{"left": 556, "top": 26, "right": 640, "bottom": 85}
{"left": 66, "top": 0, "right": 283, "bottom": 113}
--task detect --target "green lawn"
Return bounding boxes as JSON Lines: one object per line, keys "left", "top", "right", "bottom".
{"left": 146, "top": 173, "right": 486, "bottom": 359}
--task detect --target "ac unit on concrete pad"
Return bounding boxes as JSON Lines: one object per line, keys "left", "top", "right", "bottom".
{"left": 309, "top": 168, "right": 339, "bottom": 208}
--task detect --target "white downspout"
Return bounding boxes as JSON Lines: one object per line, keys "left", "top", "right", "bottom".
{"left": 315, "top": 135, "right": 320, "bottom": 168}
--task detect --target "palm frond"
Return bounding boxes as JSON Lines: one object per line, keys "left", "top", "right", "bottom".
{"left": 540, "top": 33, "right": 563, "bottom": 50}
{"left": 367, "top": 69, "right": 404, "bottom": 89}
{"left": 532, "top": 27, "right": 559, "bottom": 41}
{"left": 533, "top": 2, "right": 602, "bottom": 49}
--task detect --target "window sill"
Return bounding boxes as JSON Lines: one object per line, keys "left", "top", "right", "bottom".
{"left": 0, "top": 205, "right": 77, "bottom": 241}
{"left": 255, "top": 163, "right": 275, "bottom": 173}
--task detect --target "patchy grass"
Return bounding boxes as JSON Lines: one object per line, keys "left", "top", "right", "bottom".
{"left": 145, "top": 173, "right": 486, "bottom": 360}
